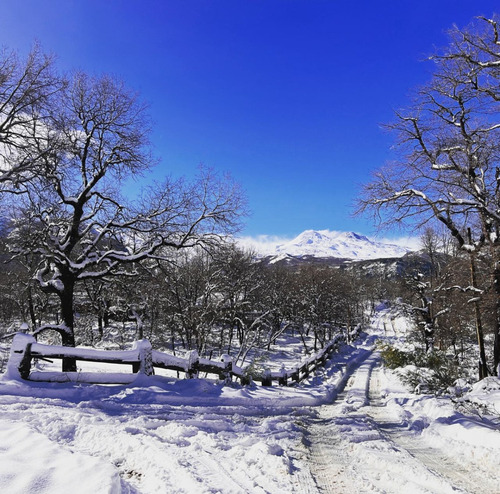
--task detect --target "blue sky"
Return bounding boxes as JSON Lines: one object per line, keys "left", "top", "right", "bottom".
{"left": 0, "top": 1, "right": 498, "bottom": 243}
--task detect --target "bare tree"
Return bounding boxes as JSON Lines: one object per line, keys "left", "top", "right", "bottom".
{"left": 156, "top": 248, "right": 221, "bottom": 353}
{"left": 213, "top": 245, "right": 265, "bottom": 357}
{"left": 3, "top": 69, "right": 244, "bottom": 370}
{"left": 259, "top": 264, "right": 295, "bottom": 350}
{"left": 0, "top": 45, "right": 62, "bottom": 186}
{"left": 358, "top": 15, "right": 500, "bottom": 377}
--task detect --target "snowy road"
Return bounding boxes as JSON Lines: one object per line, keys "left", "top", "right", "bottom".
{"left": 1, "top": 311, "right": 500, "bottom": 493}
{"left": 301, "top": 349, "right": 500, "bottom": 494}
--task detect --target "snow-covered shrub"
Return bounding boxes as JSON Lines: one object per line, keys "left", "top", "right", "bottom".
{"left": 377, "top": 342, "right": 411, "bottom": 369}
{"left": 379, "top": 340, "right": 463, "bottom": 393}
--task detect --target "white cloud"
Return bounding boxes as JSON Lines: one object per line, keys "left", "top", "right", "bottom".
{"left": 235, "top": 234, "right": 293, "bottom": 255}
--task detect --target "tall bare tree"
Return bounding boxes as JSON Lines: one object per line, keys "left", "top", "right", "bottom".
{"left": 358, "top": 15, "right": 500, "bottom": 376}
{"left": 2, "top": 61, "right": 244, "bottom": 370}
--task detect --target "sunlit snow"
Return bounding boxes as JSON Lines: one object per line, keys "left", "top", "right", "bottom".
{"left": 0, "top": 310, "right": 499, "bottom": 493}
{"left": 239, "top": 229, "right": 414, "bottom": 262}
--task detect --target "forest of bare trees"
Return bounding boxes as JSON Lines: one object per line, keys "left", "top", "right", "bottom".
{"left": 2, "top": 15, "right": 500, "bottom": 385}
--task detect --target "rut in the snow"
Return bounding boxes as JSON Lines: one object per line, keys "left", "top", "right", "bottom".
{"left": 301, "top": 349, "right": 373, "bottom": 493}
{"left": 367, "top": 366, "right": 500, "bottom": 494}
{"left": 301, "top": 348, "right": 499, "bottom": 494}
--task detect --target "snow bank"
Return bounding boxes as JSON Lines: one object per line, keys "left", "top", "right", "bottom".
{"left": 378, "top": 340, "right": 500, "bottom": 477}
{"left": 0, "top": 419, "right": 122, "bottom": 494}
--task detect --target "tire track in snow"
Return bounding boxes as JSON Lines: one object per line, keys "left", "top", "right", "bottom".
{"left": 367, "top": 365, "right": 499, "bottom": 494}
{"left": 299, "top": 349, "right": 370, "bottom": 493}
{"left": 301, "top": 415, "right": 358, "bottom": 494}
{"left": 301, "top": 350, "right": 478, "bottom": 493}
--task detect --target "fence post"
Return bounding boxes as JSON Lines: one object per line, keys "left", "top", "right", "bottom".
{"left": 6, "top": 333, "right": 36, "bottom": 380}
{"left": 219, "top": 354, "right": 233, "bottom": 383}
{"left": 132, "top": 339, "right": 154, "bottom": 376}
{"left": 239, "top": 373, "right": 252, "bottom": 386}
{"left": 278, "top": 364, "right": 287, "bottom": 386}
{"left": 187, "top": 350, "right": 199, "bottom": 379}
{"left": 303, "top": 362, "right": 310, "bottom": 379}
{"left": 262, "top": 368, "right": 272, "bottom": 386}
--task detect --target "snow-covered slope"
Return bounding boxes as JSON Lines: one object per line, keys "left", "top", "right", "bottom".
{"left": 271, "top": 229, "right": 410, "bottom": 261}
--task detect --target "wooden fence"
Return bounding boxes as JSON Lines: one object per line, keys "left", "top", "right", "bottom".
{"left": 5, "top": 331, "right": 348, "bottom": 386}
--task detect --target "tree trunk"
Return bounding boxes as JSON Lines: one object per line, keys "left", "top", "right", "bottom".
{"left": 97, "top": 314, "right": 103, "bottom": 340}
{"left": 469, "top": 251, "right": 489, "bottom": 379}
{"left": 59, "top": 285, "right": 77, "bottom": 372}
{"left": 27, "top": 284, "right": 37, "bottom": 330}
{"left": 228, "top": 325, "right": 234, "bottom": 353}
{"left": 103, "top": 302, "right": 110, "bottom": 327}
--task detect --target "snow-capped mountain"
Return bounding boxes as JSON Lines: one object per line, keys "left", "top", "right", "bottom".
{"left": 267, "top": 229, "right": 411, "bottom": 262}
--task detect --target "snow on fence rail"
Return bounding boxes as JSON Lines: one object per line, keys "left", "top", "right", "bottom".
{"left": 5, "top": 331, "right": 347, "bottom": 386}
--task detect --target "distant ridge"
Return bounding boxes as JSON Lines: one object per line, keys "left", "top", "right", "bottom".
{"left": 260, "top": 229, "right": 411, "bottom": 262}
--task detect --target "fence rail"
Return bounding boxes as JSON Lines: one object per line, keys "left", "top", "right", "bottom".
{"left": 5, "top": 330, "right": 350, "bottom": 386}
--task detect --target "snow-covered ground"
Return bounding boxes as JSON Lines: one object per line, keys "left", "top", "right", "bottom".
{"left": 1, "top": 310, "right": 499, "bottom": 493}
